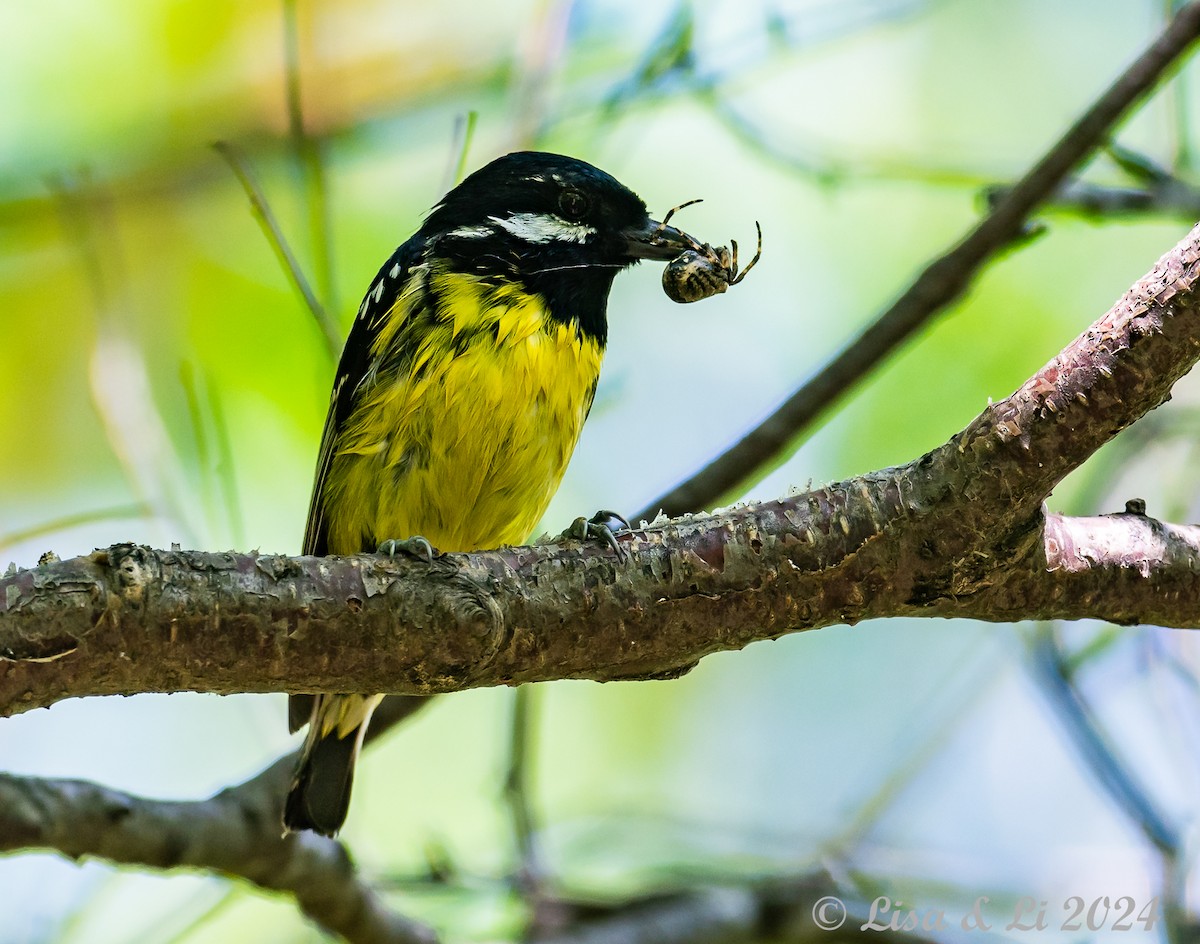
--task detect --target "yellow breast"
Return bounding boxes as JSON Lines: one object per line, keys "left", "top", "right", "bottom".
{"left": 321, "top": 268, "right": 604, "bottom": 554}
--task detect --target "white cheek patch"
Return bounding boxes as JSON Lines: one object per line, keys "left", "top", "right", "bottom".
{"left": 489, "top": 212, "right": 596, "bottom": 244}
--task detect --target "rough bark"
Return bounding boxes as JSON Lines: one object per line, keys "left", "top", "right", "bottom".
{"left": 0, "top": 759, "right": 435, "bottom": 944}
{"left": 3, "top": 221, "right": 1199, "bottom": 716}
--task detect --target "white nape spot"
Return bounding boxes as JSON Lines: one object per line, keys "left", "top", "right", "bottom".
{"left": 445, "top": 225, "right": 493, "bottom": 239}
{"left": 489, "top": 212, "right": 596, "bottom": 244}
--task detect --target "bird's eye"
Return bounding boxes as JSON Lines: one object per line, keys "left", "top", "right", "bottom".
{"left": 558, "top": 190, "right": 589, "bottom": 220}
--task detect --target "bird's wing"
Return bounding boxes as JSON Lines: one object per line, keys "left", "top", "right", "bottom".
{"left": 302, "top": 235, "right": 426, "bottom": 558}
{"left": 290, "top": 236, "right": 425, "bottom": 735}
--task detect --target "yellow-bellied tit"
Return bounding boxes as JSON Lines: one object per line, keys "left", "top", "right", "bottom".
{"left": 284, "top": 151, "right": 703, "bottom": 837}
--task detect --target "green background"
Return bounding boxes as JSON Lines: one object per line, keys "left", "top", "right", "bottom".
{"left": 2, "top": 0, "right": 1199, "bottom": 940}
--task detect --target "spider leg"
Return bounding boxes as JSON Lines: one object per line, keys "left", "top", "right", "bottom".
{"left": 655, "top": 200, "right": 709, "bottom": 256}
{"left": 660, "top": 197, "right": 704, "bottom": 229}
{"left": 728, "top": 222, "right": 762, "bottom": 285}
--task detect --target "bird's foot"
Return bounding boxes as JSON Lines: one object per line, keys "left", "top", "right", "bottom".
{"left": 376, "top": 536, "right": 436, "bottom": 564}
{"left": 560, "top": 509, "right": 630, "bottom": 562}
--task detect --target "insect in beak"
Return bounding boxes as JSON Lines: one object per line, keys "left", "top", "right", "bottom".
{"left": 661, "top": 221, "right": 763, "bottom": 304}
{"left": 627, "top": 198, "right": 764, "bottom": 303}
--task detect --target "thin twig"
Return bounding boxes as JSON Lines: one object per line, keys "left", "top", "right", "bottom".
{"left": 986, "top": 142, "right": 1200, "bottom": 219}
{"left": 50, "top": 174, "right": 200, "bottom": 546}
{"left": 283, "top": 0, "right": 337, "bottom": 314}
{"left": 1168, "top": 0, "right": 1197, "bottom": 172}
{"left": 705, "top": 91, "right": 995, "bottom": 190}
{"left": 1028, "top": 628, "right": 1178, "bottom": 855}
{"left": 509, "top": 0, "right": 574, "bottom": 149}
{"left": 503, "top": 685, "right": 543, "bottom": 894}
{"left": 179, "top": 362, "right": 246, "bottom": 549}
{"left": 635, "top": 1, "right": 1200, "bottom": 522}
{"left": 202, "top": 369, "right": 246, "bottom": 549}
{"left": 0, "top": 503, "right": 152, "bottom": 556}
{"left": 986, "top": 178, "right": 1200, "bottom": 220}
{"left": 441, "top": 111, "right": 478, "bottom": 195}
{"left": 213, "top": 140, "right": 340, "bottom": 358}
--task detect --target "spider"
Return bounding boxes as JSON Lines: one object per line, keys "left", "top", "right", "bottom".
{"left": 652, "top": 200, "right": 763, "bottom": 304}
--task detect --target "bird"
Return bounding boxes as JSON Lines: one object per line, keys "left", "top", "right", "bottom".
{"left": 284, "top": 150, "right": 699, "bottom": 836}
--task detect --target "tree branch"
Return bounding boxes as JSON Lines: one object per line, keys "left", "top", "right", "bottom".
{"left": 0, "top": 691, "right": 435, "bottom": 943}
{"left": 637, "top": 0, "right": 1200, "bottom": 521}
{"left": 0, "top": 759, "right": 436, "bottom": 944}
{"left": 3, "top": 219, "right": 1199, "bottom": 713}
{"left": 518, "top": 874, "right": 948, "bottom": 944}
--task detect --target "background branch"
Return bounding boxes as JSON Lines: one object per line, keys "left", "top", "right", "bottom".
{"left": 0, "top": 761, "right": 436, "bottom": 944}
{"left": 636, "top": 0, "right": 1200, "bottom": 522}
{"left": 0, "top": 682, "right": 434, "bottom": 943}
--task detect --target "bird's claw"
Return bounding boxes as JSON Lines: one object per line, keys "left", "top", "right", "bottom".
{"left": 376, "top": 536, "right": 436, "bottom": 564}
{"left": 562, "top": 509, "right": 630, "bottom": 562}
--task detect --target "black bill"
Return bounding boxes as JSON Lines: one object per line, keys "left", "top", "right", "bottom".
{"left": 622, "top": 218, "right": 698, "bottom": 262}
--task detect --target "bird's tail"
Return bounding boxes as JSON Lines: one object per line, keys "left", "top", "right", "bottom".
{"left": 283, "top": 692, "right": 383, "bottom": 837}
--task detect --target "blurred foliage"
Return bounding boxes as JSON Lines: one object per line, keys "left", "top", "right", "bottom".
{"left": 3, "top": 0, "right": 1200, "bottom": 941}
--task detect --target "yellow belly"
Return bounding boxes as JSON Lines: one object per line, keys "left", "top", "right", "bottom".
{"left": 321, "top": 269, "right": 603, "bottom": 554}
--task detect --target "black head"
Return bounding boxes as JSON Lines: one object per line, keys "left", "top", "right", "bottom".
{"left": 419, "top": 151, "right": 695, "bottom": 344}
